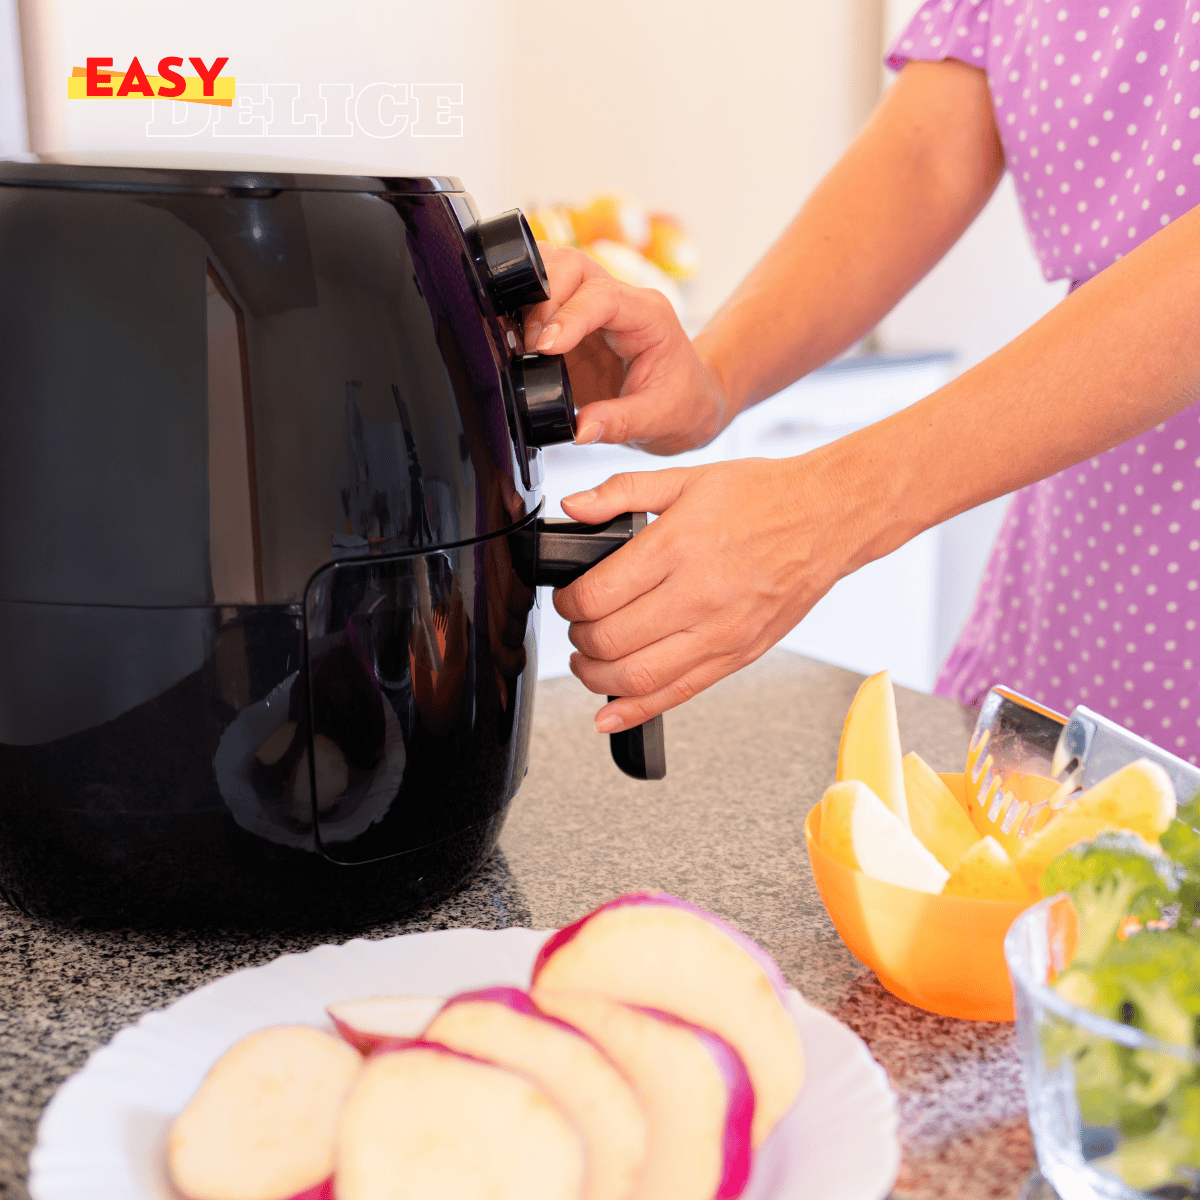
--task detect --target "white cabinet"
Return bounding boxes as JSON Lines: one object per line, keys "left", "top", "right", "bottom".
{"left": 535, "top": 353, "right": 955, "bottom": 692}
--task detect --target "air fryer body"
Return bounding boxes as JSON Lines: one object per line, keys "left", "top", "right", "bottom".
{"left": 0, "top": 156, "right": 548, "bottom": 927}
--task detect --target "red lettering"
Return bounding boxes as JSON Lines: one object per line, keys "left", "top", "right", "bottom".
{"left": 86, "top": 57, "right": 113, "bottom": 97}
{"left": 156, "top": 56, "right": 185, "bottom": 98}
{"left": 188, "top": 56, "right": 228, "bottom": 97}
{"left": 115, "top": 56, "right": 154, "bottom": 98}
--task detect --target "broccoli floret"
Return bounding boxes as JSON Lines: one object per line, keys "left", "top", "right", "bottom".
{"left": 1095, "top": 1083, "right": 1200, "bottom": 1194}
{"left": 1162, "top": 791, "right": 1200, "bottom": 850}
{"left": 1041, "top": 1009, "right": 1109, "bottom": 1122}
{"left": 1040, "top": 831, "right": 1183, "bottom": 966}
{"left": 1090, "top": 931, "right": 1200, "bottom": 1107}
{"left": 1094, "top": 929, "right": 1200, "bottom": 1031}
{"left": 1173, "top": 790, "right": 1200, "bottom": 830}
{"left": 1162, "top": 792, "right": 1200, "bottom": 928}
{"left": 1045, "top": 971, "right": 1158, "bottom": 1127}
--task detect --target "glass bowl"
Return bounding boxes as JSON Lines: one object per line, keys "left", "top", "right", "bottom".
{"left": 1004, "top": 895, "right": 1200, "bottom": 1200}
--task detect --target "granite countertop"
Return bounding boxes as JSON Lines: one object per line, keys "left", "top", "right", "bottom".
{"left": 0, "top": 650, "right": 1036, "bottom": 1199}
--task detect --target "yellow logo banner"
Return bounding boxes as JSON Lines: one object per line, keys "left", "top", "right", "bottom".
{"left": 68, "top": 61, "right": 235, "bottom": 106}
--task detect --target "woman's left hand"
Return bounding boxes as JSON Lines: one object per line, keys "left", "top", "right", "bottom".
{"left": 555, "top": 451, "right": 874, "bottom": 732}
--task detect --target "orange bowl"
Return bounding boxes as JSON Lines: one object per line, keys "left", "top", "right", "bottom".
{"left": 804, "top": 804, "right": 1035, "bottom": 1021}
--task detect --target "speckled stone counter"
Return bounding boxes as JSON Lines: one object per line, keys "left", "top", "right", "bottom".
{"left": 0, "top": 650, "right": 1036, "bottom": 1199}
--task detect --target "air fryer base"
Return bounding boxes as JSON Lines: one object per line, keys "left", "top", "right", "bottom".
{"left": 0, "top": 808, "right": 510, "bottom": 931}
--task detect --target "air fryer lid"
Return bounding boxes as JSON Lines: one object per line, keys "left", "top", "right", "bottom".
{"left": 0, "top": 151, "right": 463, "bottom": 195}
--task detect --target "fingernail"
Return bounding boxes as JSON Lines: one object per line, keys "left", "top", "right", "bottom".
{"left": 574, "top": 423, "right": 603, "bottom": 445}
{"left": 596, "top": 712, "right": 624, "bottom": 734}
{"left": 564, "top": 489, "right": 597, "bottom": 506}
{"left": 524, "top": 322, "right": 543, "bottom": 352}
{"left": 535, "top": 323, "right": 560, "bottom": 352}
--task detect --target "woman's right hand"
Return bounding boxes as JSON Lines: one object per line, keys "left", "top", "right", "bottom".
{"left": 523, "top": 245, "right": 728, "bottom": 455}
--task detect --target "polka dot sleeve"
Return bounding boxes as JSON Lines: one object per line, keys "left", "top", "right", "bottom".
{"left": 886, "top": 0, "right": 994, "bottom": 73}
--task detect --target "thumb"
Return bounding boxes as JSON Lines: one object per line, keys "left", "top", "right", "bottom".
{"left": 573, "top": 380, "right": 685, "bottom": 448}
{"left": 573, "top": 396, "right": 646, "bottom": 447}
{"left": 560, "top": 467, "right": 692, "bottom": 523}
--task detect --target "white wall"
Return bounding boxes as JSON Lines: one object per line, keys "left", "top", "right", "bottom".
{"left": 16, "top": 0, "right": 521, "bottom": 217}
{"left": 510, "top": 0, "right": 882, "bottom": 322}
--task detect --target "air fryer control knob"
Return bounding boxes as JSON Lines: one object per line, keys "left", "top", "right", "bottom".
{"left": 513, "top": 353, "right": 577, "bottom": 447}
{"left": 474, "top": 210, "right": 550, "bottom": 312}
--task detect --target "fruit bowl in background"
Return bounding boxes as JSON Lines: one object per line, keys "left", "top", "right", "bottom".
{"left": 805, "top": 801, "right": 1035, "bottom": 1021}
{"left": 526, "top": 194, "right": 698, "bottom": 322}
{"left": 1005, "top": 897, "right": 1200, "bottom": 1200}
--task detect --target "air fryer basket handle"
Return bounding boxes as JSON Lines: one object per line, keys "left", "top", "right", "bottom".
{"left": 519, "top": 513, "right": 666, "bottom": 781}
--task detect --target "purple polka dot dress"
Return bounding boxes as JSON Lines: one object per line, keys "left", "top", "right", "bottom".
{"left": 888, "top": 0, "right": 1200, "bottom": 764}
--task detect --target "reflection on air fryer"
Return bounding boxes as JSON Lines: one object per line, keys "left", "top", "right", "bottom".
{"left": 211, "top": 539, "right": 536, "bottom": 869}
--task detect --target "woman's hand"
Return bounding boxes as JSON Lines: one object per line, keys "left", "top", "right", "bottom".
{"left": 524, "top": 245, "right": 727, "bottom": 455}
{"left": 554, "top": 448, "right": 883, "bottom": 733}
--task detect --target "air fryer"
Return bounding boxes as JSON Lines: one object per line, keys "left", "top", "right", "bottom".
{"left": 0, "top": 153, "right": 664, "bottom": 928}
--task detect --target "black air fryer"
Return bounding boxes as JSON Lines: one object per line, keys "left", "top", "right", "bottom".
{"left": 0, "top": 153, "right": 664, "bottom": 928}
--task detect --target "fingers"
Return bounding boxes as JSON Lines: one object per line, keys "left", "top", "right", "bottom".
{"left": 534, "top": 278, "right": 667, "bottom": 362}
{"left": 523, "top": 246, "right": 599, "bottom": 350}
{"left": 523, "top": 245, "right": 720, "bottom": 456}
{"left": 569, "top": 621, "right": 732, "bottom": 702}
{"left": 560, "top": 331, "right": 627, "bottom": 443}
{"left": 552, "top": 470, "right": 697, "bottom": 631}
{"left": 552, "top": 529, "right": 672, "bottom": 628}
{"left": 592, "top": 657, "right": 744, "bottom": 734}
{"left": 565, "top": 569, "right": 775, "bottom": 722}
{"left": 559, "top": 467, "right": 692, "bottom": 529}
{"left": 566, "top": 584, "right": 704, "bottom": 669}
{"left": 571, "top": 389, "right": 664, "bottom": 449}
{"left": 523, "top": 246, "right": 678, "bottom": 362}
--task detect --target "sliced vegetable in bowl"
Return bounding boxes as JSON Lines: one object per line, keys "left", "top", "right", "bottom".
{"left": 812, "top": 669, "right": 1193, "bottom": 1022}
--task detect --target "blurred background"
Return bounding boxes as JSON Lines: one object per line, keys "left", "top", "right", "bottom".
{"left": 1, "top": 0, "right": 1069, "bottom": 692}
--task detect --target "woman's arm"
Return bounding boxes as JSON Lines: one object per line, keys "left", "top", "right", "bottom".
{"left": 525, "top": 57, "right": 1007, "bottom": 451}
{"left": 821, "top": 200, "right": 1200, "bottom": 573}
{"left": 696, "top": 55, "right": 1007, "bottom": 419}
{"left": 560, "top": 197, "right": 1200, "bottom": 733}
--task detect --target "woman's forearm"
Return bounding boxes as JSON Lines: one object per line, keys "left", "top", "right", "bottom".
{"left": 816, "top": 200, "right": 1200, "bottom": 574}
{"left": 694, "top": 58, "right": 1006, "bottom": 421}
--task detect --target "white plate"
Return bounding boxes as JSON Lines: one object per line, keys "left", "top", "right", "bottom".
{"left": 29, "top": 929, "right": 900, "bottom": 1200}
